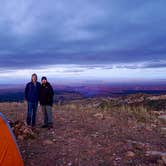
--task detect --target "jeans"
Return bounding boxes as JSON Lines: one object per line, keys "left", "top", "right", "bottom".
{"left": 26, "top": 102, "right": 38, "bottom": 126}
{"left": 41, "top": 105, "right": 53, "bottom": 126}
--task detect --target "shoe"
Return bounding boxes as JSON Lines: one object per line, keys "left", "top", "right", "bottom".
{"left": 26, "top": 124, "right": 32, "bottom": 128}
{"left": 48, "top": 126, "right": 53, "bottom": 129}
{"left": 47, "top": 124, "right": 53, "bottom": 130}
{"left": 48, "top": 123, "right": 53, "bottom": 128}
{"left": 41, "top": 124, "right": 48, "bottom": 128}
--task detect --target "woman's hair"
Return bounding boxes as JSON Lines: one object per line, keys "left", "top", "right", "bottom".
{"left": 31, "top": 73, "right": 37, "bottom": 81}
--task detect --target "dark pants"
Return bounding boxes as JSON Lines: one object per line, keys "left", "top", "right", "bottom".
{"left": 41, "top": 105, "right": 53, "bottom": 126}
{"left": 26, "top": 102, "right": 38, "bottom": 126}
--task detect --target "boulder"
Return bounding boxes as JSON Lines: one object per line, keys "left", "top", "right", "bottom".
{"left": 160, "top": 127, "right": 166, "bottom": 137}
{"left": 158, "top": 115, "right": 166, "bottom": 124}
{"left": 146, "top": 151, "right": 166, "bottom": 163}
{"left": 162, "top": 155, "right": 166, "bottom": 165}
{"left": 125, "top": 151, "right": 135, "bottom": 158}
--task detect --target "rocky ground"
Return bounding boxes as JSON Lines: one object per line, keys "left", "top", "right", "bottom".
{"left": 0, "top": 95, "right": 166, "bottom": 166}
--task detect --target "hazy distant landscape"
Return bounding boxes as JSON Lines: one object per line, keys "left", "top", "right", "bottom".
{"left": 1, "top": 81, "right": 166, "bottom": 102}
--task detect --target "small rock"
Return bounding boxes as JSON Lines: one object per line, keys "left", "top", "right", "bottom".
{"left": 158, "top": 115, "right": 166, "bottom": 124}
{"left": 52, "top": 139, "right": 56, "bottom": 142}
{"left": 146, "top": 151, "right": 162, "bottom": 163}
{"left": 145, "top": 126, "right": 152, "bottom": 131}
{"left": 151, "top": 124, "right": 157, "bottom": 128}
{"left": 146, "top": 151, "right": 166, "bottom": 164}
{"left": 68, "top": 162, "right": 72, "bottom": 166}
{"left": 132, "top": 142, "right": 145, "bottom": 151}
{"left": 125, "top": 151, "right": 135, "bottom": 158}
{"left": 160, "top": 127, "right": 166, "bottom": 136}
{"left": 51, "top": 131, "right": 55, "bottom": 134}
{"left": 23, "top": 128, "right": 31, "bottom": 134}
{"left": 157, "top": 159, "right": 165, "bottom": 165}
{"left": 43, "top": 139, "right": 54, "bottom": 145}
{"left": 17, "top": 135, "right": 24, "bottom": 141}
{"left": 94, "top": 113, "right": 104, "bottom": 119}
{"left": 115, "top": 157, "right": 121, "bottom": 161}
{"left": 26, "top": 132, "right": 36, "bottom": 139}
{"left": 162, "top": 155, "right": 166, "bottom": 165}
{"left": 146, "top": 151, "right": 163, "bottom": 157}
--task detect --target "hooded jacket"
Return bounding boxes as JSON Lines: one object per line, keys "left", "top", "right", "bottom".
{"left": 39, "top": 82, "right": 54, "bottom": 106}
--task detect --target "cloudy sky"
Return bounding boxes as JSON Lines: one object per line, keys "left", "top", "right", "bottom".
{"left": 0, "top": 0, "right": 166, "bottom": 83}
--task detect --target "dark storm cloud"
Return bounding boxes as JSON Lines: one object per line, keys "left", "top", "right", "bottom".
{"left": 142, "top": 61, "right": 166, "bottom": 69}
{"left": 115, "top": 61, "right": 166, "bottom": 69}
{"left": 0, "top": 0, "right": 166, "bottom": 69}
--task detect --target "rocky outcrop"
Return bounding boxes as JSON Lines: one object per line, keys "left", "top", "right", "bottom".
{"left": 9, "top": 120, "right": 37, "bottom": 140}
{"left": 146, "top": 151, "right": 166, "bottom": 165}
{"left": 158, "top": 115, "right": 166, "bottom": 137}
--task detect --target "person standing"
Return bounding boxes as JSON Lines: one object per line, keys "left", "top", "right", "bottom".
{"left": 25, "top": 73, "right": 41, "bottom": 127}
{"left": 39, "top": 76, "right": 54, "bottom": 128}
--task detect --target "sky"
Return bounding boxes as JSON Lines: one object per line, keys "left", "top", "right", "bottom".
{"left": 0, "top": 0, "right": 166, "bottom": 84}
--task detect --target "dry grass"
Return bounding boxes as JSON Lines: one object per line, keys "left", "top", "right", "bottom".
{"left": 0, "top": 100, "right": 165, "bottom": 166}
{"left": 0, "top": 102, "right": 26, "bottom": 122}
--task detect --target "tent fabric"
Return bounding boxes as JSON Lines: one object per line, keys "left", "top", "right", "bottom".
{"left": 0, "top": 112, "right": 24, "bottom": 166}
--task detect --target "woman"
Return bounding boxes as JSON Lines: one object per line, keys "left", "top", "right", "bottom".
{"left": 25, "top": 73, "right": 41, "bottom": 127}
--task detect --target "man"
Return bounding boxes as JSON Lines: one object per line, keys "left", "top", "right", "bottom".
{"left": 25, "top": 73, "right": 41, "bottom": 127}
{"left": 39, "top": 76, "right": 54, "bottom": 128}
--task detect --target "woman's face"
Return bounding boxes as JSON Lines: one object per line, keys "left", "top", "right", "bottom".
{"left": 32, "top": 75, "right": 37, "bottom": 83}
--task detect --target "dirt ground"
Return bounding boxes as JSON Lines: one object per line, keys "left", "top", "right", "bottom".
{"left": 0, "top": 101, "right": 166, "bottom": 166}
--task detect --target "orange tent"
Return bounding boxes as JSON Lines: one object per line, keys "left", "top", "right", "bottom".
{"left": 0, "top": 112, "right": 24, "bottom": 166}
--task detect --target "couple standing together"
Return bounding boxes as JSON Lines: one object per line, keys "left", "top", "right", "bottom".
{"left": 25, "top": 73, "right": 54, "bottom": 128}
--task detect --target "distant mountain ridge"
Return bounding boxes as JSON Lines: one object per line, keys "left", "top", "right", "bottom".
{"left": 0, "top": 82, "right": 166, "bottom": 102}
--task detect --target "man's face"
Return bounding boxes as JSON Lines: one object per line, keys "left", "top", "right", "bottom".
{"left": 32, "top": 75, "right": 37, "bottom": 83}
{"left": 42, "top": 79, "right": 47, "bottom": 85}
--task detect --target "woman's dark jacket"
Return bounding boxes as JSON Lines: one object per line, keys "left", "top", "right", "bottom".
{"left": 39, "top": 82, "right": 54, "bottom": 106}
{"left": 25, "top": 82, "right": 41, "bottom": 102}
